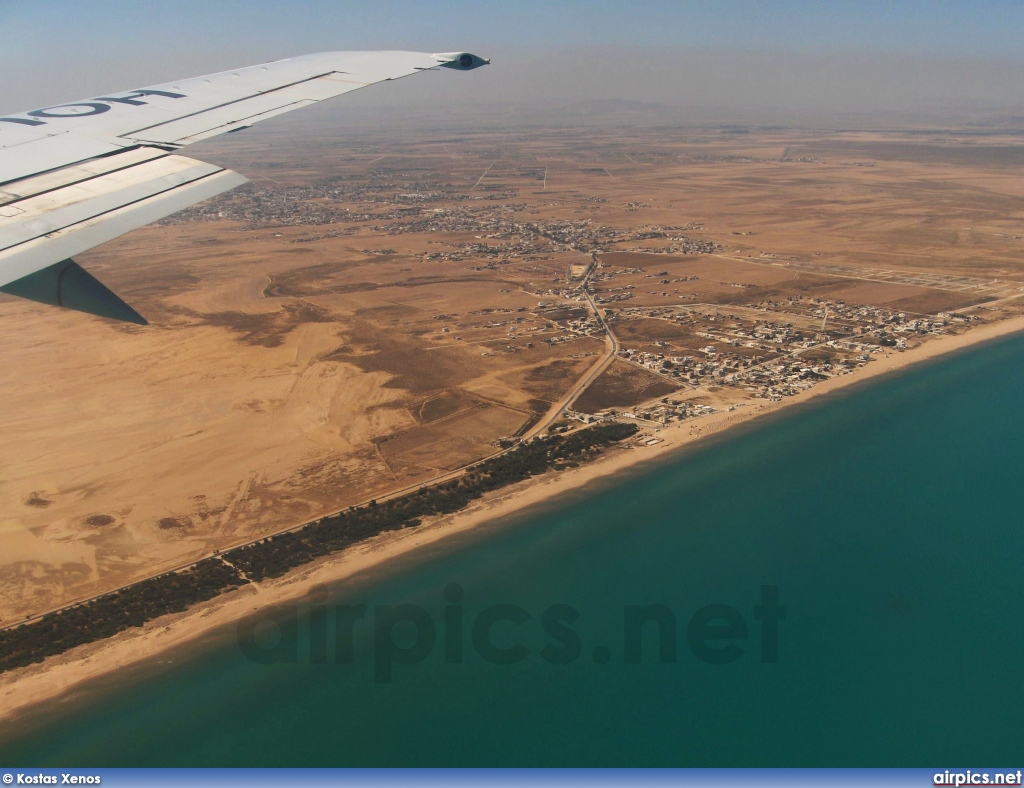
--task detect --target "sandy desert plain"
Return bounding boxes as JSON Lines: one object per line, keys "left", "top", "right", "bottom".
{"left": 4, "top": 115, "right": 1024, "bottom": 703}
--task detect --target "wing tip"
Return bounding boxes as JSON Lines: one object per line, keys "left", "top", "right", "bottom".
{"left": 435, "top": 52, "right": 490, "bottom": 71}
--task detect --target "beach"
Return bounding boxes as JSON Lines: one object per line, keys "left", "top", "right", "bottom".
{"left": 3, "top": 312, "right": 1024, "bottom": 725}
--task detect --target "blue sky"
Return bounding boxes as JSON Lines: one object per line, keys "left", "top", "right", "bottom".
{"left": 6, "top": 0, "right": 1024, "bottom": 56}
{"left": 3, "top": 1, "right": 1024, "bottom": 116}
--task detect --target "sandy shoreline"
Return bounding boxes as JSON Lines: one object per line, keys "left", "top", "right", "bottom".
{"left": 4, "top": 314, "right": 1024, "bottom": 725}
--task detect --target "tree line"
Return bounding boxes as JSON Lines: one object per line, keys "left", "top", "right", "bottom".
{"left": 0, "top": 422, "right": 638, "bottom": 673}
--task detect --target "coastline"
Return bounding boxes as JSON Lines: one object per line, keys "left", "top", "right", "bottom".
{"left": 3, "top": 313, "right": 1024, "bottom": 724}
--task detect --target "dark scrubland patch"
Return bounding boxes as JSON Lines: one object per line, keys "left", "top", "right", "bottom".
{"left": 264, "top": 261, "right": 367, "bottom": 297}
{"left": 0, "top": 423, "right": 639, "bottom": 673}
{"left": 615, "top": 318, "right": 690, "bottom": 342}
{"left": 513, "top": 414, "right": 543, "bottom": 437}
{"left": 527, "top": 359, "right": 580, "bottom": 382}
{"left": 877, "top": 222, "right": 964, "bottom": 249}
{"left": 574, "top": 359, "right": 679, "bottom": 413}
{"left": 356, "top": 304, "right": 418, "bottom": 321}
{"left": 723, "top": 344, "right": 770, "bottom": 359}
{"left": 418, "top": 390, "right": 477, "bottom": 423}
{"left": 800, "top": 348, "right": 842, "bottom": 363}
{"left": 292, "top": 276, "right": 499, "bottom": 297}
{"left": 193, "top": 504, "right": 227, "bottom": 524}
{"left": 85, "top": 515, "right": 116, "bottom": 527}
{"left": 511, "top": 400, "right": 556, "bottom": 437}
{"left": 158, "top": 516, "right": 194, "bottom": 530}
{"left": 325, "top": 317, "right": 478, "bottom": 394}
{"left": 888, "top": 291, "right": 993, "bottom": 315}
{"left": 25, "top": 495, "right": 53, "bottom": 508}
{"left": 378, "top": 403, "right": 528, "bottom": 471}
{"left": 600, "top": 251, "right": 692, "bottom": 267}
{"left": 758, "top": 274, "right": 849, "bottom": 294}
{"left": 335, "top": 282, "right": 402, "bottom": 295}
{"left": 270, "top": 259, "right": 500, "bottom": 297}
{"left": 88, "top": 262, "right": 201, "bottom": 303}
{"left": 173, "top": 301, "right": 335, "bottom": 347}
{"left": 708, "top": 274, "right": 851, "bottom": 306}
{"left": 518, "top": 359, "right": 591, "bottom": 403}
{"left": 542, "top": 307, "right": 589, "bottom": 321}
{"left": 793, "top": 141, "right": 1024, "bottom": 167}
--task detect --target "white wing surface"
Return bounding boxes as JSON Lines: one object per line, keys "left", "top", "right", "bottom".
{"left": 0, "top": 50, "right": 487, "bottom": 323}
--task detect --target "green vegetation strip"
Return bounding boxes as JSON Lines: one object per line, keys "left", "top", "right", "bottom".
{"left": 0, "top": 423, "right": 638, "bottom": 673}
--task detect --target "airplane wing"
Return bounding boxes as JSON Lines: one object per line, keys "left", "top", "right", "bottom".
{"left": 0, "top": 50, "right": 488, "bottom": 324}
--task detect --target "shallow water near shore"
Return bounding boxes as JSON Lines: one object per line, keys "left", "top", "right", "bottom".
{"left": 4, "top": 333, "right": 1024, "bottom": 766}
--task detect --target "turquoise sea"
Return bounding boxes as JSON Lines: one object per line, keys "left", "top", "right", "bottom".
{"left": 3, "top": 335, "right": 1024, "bottom": 766}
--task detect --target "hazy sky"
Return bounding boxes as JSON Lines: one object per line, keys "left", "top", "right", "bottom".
{"left": 3, "top": 1, "right": 1024, "bottom": 118}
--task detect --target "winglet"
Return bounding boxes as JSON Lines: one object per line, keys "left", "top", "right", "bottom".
{"left": 434, "top": 52, "right": 490, "bottom": 70}
{"left": 0, "top": 259, "right": 147, "bottom": 325}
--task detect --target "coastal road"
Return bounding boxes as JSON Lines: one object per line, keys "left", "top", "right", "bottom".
{"left": 523, "top": 257, "right": 621, "bottom": 439}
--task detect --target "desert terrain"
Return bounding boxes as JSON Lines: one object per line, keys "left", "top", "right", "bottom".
{"left": 3, "top": 117, "right": 1024, "bottom": 629}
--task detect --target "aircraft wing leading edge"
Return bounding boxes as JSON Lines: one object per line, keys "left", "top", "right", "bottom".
{"left": 0, "top": 50, "right": 488, "bottom": 324}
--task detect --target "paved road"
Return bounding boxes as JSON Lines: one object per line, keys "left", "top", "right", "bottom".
{"left": 523, "top": 259, "right": 620, "bottom": 439}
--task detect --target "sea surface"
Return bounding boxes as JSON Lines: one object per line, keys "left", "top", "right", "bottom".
{"left": 4, "top": 335, "right": 1024, "bottom": 766}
